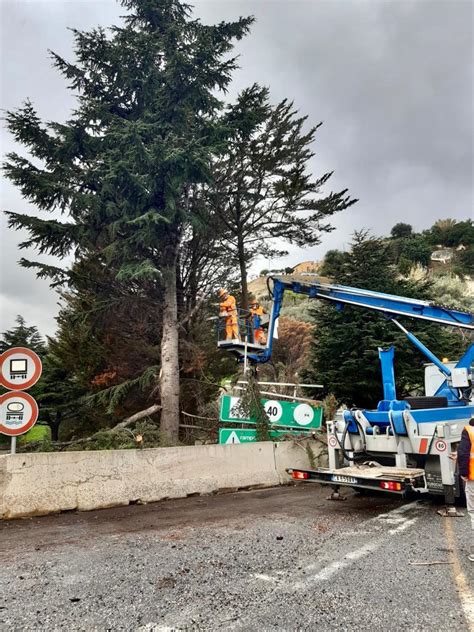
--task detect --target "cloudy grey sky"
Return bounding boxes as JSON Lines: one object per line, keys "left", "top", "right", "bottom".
{"left": 1, "top": 0, "right": 473, "bottom": 336}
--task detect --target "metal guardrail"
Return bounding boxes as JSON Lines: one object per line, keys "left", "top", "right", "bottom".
{"left": 236, "top": 380, "right": 323, "bottom": 402}
{"left": 237, "top": 380, "right": 323, "bottom": 389}
{"left": 234, "top": 386, "right": 321, "bottom": 404}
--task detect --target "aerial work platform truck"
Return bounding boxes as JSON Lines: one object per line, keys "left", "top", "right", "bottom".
{"left": 217, "top": 276, "right": 474, "bottom": 512}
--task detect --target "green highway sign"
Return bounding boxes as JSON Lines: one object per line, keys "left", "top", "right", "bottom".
{"left": 219, "top": 395, "right": 322, "bottom": 430}
{"left": 219, "top": 429, "right": 258, "bottom": 444}
{"left": 219, "top": 428, "right": 313, "bottom": 444}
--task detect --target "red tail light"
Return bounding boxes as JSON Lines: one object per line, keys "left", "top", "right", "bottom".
{"left": 380, "top": 481, "right": 402, "bottom": 491}
{"left": 292, "top": 471, "right": 309, "bottom": 480}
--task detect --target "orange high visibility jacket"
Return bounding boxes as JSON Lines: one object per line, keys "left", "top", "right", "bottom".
{"left": 250, "top": 304, "right": 266, "bottom": 331}
{"left": 219, "top": 295, "right": 237, "bottom": 322}
{"left": 250, "top": 305, "right": 265, "bottom": 317}
{"left": 465, "top": 425, "right": 474, "bottom": 480}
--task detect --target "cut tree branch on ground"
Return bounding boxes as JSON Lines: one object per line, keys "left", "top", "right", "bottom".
{"left": 55, "top": 404, "right": 162, "bottom": 450}
{"left": 115, "top": 404, "right": 162, "bottom": 429}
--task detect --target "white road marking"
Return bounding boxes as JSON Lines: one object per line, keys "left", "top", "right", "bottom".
{"left": 294, "top": 513, "right": 419, "bottom": 588}
{"left": 253, "top": 573, "right": 279, "bottom": 584}
{"left": 137, "top": 626, "right": 175, "bottom": 632}
{"left": 382, "top": 517, "right": 407, "bottom": 525}
{"left": 376, "top": 500, "right": 421, "bottom": 518}
{"left": 253, "top": 501, "right": 423, "bottom": 589}
{"left": 295, "top": 540, "right": 380, "bottom": 585}
{"left": 388, "top": 517, "right": 418, "bottom": 534}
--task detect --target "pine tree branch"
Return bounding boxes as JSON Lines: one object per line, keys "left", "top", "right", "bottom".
{"left": 115, "top": 404, "right": 161, "bottom": 429}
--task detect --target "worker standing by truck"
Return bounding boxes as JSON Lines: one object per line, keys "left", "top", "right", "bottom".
{"left": 218, "top": 289, "right": 239, "bottom": 341}
{"left": 457, "top": 416, "right": 474, "bottom": 562}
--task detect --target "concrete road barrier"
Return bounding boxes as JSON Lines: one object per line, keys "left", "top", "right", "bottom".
{"left": 0, "top": 439, "right": 327, "bottom": 519}
{"left": 274, "top": 436, "right": 329, "bottom": 483}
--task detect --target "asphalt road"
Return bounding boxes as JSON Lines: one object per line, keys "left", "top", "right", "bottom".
{"left": 0, "top": 485, "right": 472, "bottom": 631}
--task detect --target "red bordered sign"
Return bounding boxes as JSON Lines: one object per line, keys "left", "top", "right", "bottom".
{"left": 328, "top": 435, "right": 338, "bottom": 448}
{"left": 0, "top": 391, "right": 39, "bottom": 437}
{"left": 0, "top": 347, "right": 42, "bottom": 391}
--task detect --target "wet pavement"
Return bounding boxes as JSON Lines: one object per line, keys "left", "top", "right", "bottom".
{"left": 0, "top": 485, "right": 472, "bottom": 631}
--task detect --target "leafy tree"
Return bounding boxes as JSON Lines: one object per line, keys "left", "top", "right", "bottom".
{"left": 453, "top": 244, "right": 474, "bottom": 276}
{"left": 3, "top": 1, "right": 253, "bottom": 442}
{"left": 428, "top": 273, "right": 474, "bottom": 312}
{"left": 390, "top": 222, "right": 413, "bottom": 239}
{"left": 319, "top": 249, "right": 347, "bottom": 278}
{"left": 426, "top": 219, "right": 474, "bottom": 247}
{"left": 397, "top": 255, "right": 413, "bottom": 276}
{"left": 304, "top": 232, "right": 464, "bottom": 408}
{"left": 398, "top": 236, "right": 432, "bottom": 269}
{"left": 207, "top": 84, "right": 356, "bottom": 308}
{"left": 0, "top": 315, "right": 46, "bottom": 355}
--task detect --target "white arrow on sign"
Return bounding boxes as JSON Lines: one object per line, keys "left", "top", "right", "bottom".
{"left": 225, "top": 431, "right": 241, "bottom": 444}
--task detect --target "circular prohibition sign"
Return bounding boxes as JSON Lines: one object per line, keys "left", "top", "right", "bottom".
{"left": 328, "top": 435, "right": 338, "bottom": 448}
{"left": 0, "top": 347, "right": 43, "bottom": 391}
{"left": 0, "top": 391, "right": 39, "bottom": 437}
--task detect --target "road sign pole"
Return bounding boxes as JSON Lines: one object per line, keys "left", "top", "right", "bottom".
{"left": 10, "top": 436, "right": 16, "bottom": 455}
{"left": 243, "top": 335, "right": 248, "bottom": 374}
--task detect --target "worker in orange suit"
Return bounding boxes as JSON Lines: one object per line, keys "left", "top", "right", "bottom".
{"left": 457, "top": 416, "right": 474, "bottom": 562}
{"left": 218, "top": 289, "right": 239, "bottom": 340}
{"left": 249, "top": 296, "right": 267, "bottom": 345}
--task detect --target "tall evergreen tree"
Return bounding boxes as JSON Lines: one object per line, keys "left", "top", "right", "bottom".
{"left": 4, "top": 1, "right": 253, "bottom": 441}
{"left": 207, "top": 84, "right": 356, "bottom": 308}
{"left": 0, "top": 316, "right": 46, "bottom": 355}
{"left": 304, "top": 232, "right": 464, "bottom": 408}
{"left": 34, "top": 342, "right": 85, "bottom": 441}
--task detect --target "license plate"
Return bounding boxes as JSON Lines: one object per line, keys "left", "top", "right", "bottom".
{"left": 331, "top": 474, "right": 358, "bottom": 484}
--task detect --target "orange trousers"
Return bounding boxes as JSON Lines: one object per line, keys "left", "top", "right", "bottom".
{"left": 254, "top": 328, "right": 266, "bottom": 344}
{"left": 225, "top": 318, "right": 239, "bottom": 340}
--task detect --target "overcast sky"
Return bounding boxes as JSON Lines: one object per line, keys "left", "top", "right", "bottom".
{"left": 1, "top": 0, "right": 473, "bottom": 337}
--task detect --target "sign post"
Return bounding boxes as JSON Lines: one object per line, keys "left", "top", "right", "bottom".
{"left": 0, "top": 348, "right": 42, "bottom": 452}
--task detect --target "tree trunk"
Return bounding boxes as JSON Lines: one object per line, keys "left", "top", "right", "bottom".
{"left": 48, "top": 411, "right": 61, "bottom": 442}
{"left": 237, "top": 234, "right": 249, "bottom": 310}
{"left": 160, "top": 261, "right": 180, "bottom": 443}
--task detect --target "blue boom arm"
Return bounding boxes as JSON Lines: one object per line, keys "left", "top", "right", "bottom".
{"left": 244, "top": 276, "right": 474, "bottom": 366}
